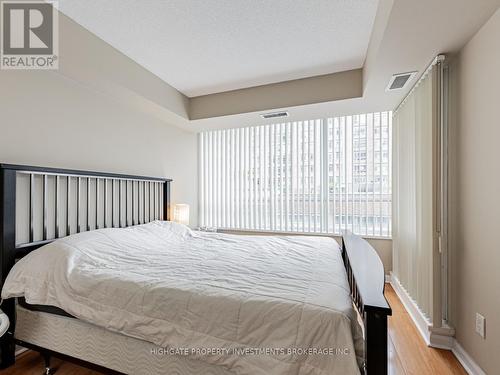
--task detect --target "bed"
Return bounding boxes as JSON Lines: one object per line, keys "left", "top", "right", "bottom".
{"left": 0, "top": 164, "right": 391, "bottom": 375}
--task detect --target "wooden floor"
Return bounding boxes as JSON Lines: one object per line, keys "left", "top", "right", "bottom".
{"left": 384, "top": 285, "right": 466, "bottom": 375}
{"left": 0, "top": 285, "right": 466, "bottom": 375}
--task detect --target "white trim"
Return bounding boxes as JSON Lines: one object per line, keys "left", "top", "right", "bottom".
{"left": 452, "top": 341, "right": 487, "bottom": 375}
{"left": 390, "top": 272, "right": 432, "bottom": 344}
{"left": 218, "top": 228, "right": 392, "bottom": 240}
{"left": 385, "top": 274, "right": 392, "bottom": 283}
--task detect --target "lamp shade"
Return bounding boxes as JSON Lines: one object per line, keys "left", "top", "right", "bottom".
{"left": 173, "top": 204, "right": 190, "bottom": 226}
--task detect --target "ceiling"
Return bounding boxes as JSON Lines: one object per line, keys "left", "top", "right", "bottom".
{"left": 188, "top": 0, "right": 500, "bottom": 131}
{"left": 52, "top": 0, "right": 500, "bottom": 131}
{"left": 55, "top": 0, "right": 379, "bottom": 97}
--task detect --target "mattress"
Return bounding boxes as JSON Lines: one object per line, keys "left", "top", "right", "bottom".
{"left": 15, "top": 305, "right": 234, "bottom": 375}
{"left": 3, "top": 221, "right": 363, "bottom": 375}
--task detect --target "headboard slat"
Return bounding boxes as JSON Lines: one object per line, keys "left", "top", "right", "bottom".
{"left": 0, "top": 164, "right": 171, "bottom": 255}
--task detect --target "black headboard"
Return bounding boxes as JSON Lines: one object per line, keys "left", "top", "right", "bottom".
{"left": 0, "top": 164, "right": 172, "bottom": 367}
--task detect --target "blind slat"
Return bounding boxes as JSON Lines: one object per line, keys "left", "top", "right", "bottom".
{"left": 287, "top": 123, "right": 290, "bottom": 231}
{"left": 244, "top": 127, "right": 249, "bottom": 228}
{"left": 264, "top": 125, "right": 269, "bottom": 230}
{"left": 307, "top": 122, "right": 311, "bottom": 232}
{"left": 371, "top": 113, "right": 376, "bottom": 236}
{"left": 221, "top": 131, "right": 226, "bottom": 228}
{"left": 280, "top": 123, "right": 284, "bottom": 231}
{"left": 270, "top": 125, "right": 275, "bottom": 230}
{"left": 259, "top": 127, "right": 264, "bottom": 230}
{"left": 301, "top": 122, "right": 306, "bottom": 232}
{"left": 293, "top": 122, "right": 296, "bottom": 232}
{"left": 199, "top": 134, "right": 204, "bottom": 226}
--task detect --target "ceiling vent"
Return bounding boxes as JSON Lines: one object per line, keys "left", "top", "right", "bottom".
{"left": 260, "top": 111, "right": 289, "bottom": 119}
{"left": 386, "top": 71, "right": 417, "bottom": 91}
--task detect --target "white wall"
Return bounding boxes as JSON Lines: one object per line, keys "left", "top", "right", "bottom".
{"left": 0, "top": 12, "right": 198, "bottom": 226}
{"left": 449, "top": 8, "right": 500, "bottom": 374}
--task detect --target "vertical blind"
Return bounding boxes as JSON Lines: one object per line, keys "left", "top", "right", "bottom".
{"left": 392, "top": 58, "right": 447, "bottom": 324}
{"left": 199, "top": 112, "right": 392, "bottom": 237}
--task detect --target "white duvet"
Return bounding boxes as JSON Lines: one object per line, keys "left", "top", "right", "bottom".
{"left": 2, "top": 221, "right": 363, "bottom": 375}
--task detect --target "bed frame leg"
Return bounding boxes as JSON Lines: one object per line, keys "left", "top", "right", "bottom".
{"left": 43, "top": 353, "right": 56, "bottom": 375}
{"left": 364, "top": 311, "right": 388, "bottom": 375}
{"left": 0, "top": 334, "right": 15, "bottom": 369}
{"left": 0, "top": 300, "right": 16, "bottom": 369}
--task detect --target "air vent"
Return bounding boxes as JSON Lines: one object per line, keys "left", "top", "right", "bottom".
{"left": 386, "top": 71, "right": 417, "bottom": 91}
{"left": 260, "top": 111, "right": 289, "bottom": 119}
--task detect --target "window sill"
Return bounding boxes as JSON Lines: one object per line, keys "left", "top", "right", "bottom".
{"left": 215, "top": 228, "right": 392, "bottom": 241}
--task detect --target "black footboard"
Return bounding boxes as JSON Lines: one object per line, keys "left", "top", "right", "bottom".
{"left": 342, "top": 231, "right": 392, "bottom": 375}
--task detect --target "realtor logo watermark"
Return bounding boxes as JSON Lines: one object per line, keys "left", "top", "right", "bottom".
{"left": 1, "top": 0, "right": 58, "bottom": 69}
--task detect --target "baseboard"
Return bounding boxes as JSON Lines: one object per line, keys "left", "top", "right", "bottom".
{"left": 385, "top": 274, "right": 392, "bottom": 283}
{"left": 390, "top": 273, "right": 433, "bottom": 345}
{"left": 452, "top": 341, "right": 486, "bottom": 375}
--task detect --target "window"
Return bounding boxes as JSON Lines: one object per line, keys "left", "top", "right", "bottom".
{"left": 199, "top": 112, "right": 392, "bottom": 237}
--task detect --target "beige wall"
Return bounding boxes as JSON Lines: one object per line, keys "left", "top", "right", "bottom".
{"left": 449, "top": 8, "right": 500, "bottom": 374}
{"left": 0, "top": 12, "right": 198, "bottom": 226}
{"left": 190, "top": 69, "right": 362, "bottom": 120}
{"left": 220, "top": 230, "right": 392, "bottom": 274}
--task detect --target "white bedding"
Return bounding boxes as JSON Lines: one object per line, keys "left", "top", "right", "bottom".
{"left": 2, "top": 221, "right": 363, "bottom": 375}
